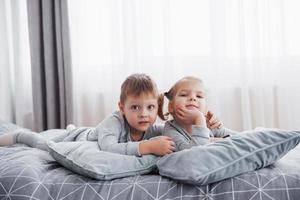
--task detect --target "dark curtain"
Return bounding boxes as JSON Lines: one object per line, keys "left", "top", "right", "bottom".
{"left": 27, "top": 0, "right": 73, "bottom": 131}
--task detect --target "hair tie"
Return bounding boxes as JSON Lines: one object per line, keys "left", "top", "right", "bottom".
{"left": 164, "top": 92, "right": 171, "bottom": 100}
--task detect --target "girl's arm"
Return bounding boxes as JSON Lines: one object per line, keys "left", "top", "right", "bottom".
{"left": 212, "top": 127, "right": 240, "bottom": 138}
{"left": 163, "top": 121, "right": 211, "bottom": 151}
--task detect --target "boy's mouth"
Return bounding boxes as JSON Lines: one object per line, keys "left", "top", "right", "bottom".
{"left": 138, "top": 121, "right": 150, "bottom": 125}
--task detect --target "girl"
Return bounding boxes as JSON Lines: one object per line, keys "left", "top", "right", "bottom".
{"left": 158, "top": 76, "right": 238, "bottom": 152}
{"left": 0, "top": 74, "right": 223, "bottom": 156}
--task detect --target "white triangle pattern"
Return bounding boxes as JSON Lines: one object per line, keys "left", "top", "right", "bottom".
{"left": 1, "top": 146, "right": 300, "bottom": 200}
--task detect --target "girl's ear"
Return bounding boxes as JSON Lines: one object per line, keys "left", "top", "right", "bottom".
{"left": 168, "top": 101, "right": 174, "bottom": 114}
{"left": 118, "top": 102, "right": 125, "bottom": 114}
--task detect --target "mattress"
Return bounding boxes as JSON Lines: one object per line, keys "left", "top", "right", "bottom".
{"left": 1, "top": 120, "right": 300, "bottom": 200}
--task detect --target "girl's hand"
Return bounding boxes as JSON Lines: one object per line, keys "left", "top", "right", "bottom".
{"left": 209, "top": 137, "right": 224, "bottom": 142}
{"left": 175, "top": 107, "right": 206, "bottom": 127}
{"left": 206, "top": 110, "right": 223, "bottom": 129}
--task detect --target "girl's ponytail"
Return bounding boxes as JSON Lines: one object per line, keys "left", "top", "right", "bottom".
{"left": 157, "top": 93, "right": 169, "bottom": 120}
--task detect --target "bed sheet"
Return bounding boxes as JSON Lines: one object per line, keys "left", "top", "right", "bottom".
{"left": 1, "top": 121, "right": 300, "bottom": 200}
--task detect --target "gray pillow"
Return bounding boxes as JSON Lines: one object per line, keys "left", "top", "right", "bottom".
{"left": 157, "top": 129, "right": 300, "bottom": 185}
{"left": 47, "top": 141, "right": 159, "bottom": 180}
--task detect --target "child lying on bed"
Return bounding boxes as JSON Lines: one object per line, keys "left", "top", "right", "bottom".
{"left": 0, "top": 74, "right": 223, "bottom": 156}
{"left": 67, "top": 73, "right": 176, "bottom": 156}
{"left": 157, "top": 76, "right": 239, "bottom": 152}
{"left": 0, "top": 74, "right": 172, "bottom": 156}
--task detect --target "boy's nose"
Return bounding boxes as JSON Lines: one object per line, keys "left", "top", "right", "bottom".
{"left": 139, "top": 108, "right": 148, "bottom": 117}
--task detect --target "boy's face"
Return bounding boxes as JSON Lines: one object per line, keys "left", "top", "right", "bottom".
{"left": 119, "top": 93, "right": 158, "bottom": 135}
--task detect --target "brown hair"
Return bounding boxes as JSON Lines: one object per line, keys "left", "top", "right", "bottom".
{"left": 157, "top": 94, "right": 168, "bottom": 120}
{"left": 120, "top": 73, "right": 159, "bottom": 103}
{"left": 157, "top": 76, "right": 203, "bottom": 120}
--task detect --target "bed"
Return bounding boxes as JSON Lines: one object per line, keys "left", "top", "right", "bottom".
{"left": 1, "top": 120, "right": 300, "bottom": 200}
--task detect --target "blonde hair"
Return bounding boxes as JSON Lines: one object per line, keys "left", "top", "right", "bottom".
{"left": 158, "top": 76, "right": 203, "bottom": 120}
{"left": 120, "top": 73, "right": 159, "bottom": 103}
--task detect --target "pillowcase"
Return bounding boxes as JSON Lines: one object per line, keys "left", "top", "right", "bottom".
{"left": 47, "top": 141, "right": 159, "bottom": 180}
{"left": 157, "top": 129, "right": 300, "bottom": 185}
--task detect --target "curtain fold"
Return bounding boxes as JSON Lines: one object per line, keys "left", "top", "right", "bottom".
{"left": 67, "top": 0, "right": 300, "bottom": 130}
{"left": 0, "top": 0, "right": 33, "bottom": 129}
{"left": 27, "top": 0, "right": 73, "bottom": 131}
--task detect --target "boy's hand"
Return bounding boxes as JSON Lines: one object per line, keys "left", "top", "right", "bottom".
{"left": 139, "top": 136, "right": 175, "bottom": 156}
{"left": 175, "top": 107, "right": 206, "bottom": 127}
{"left": 206, "top": 110, "right": 223, "bottom": 129}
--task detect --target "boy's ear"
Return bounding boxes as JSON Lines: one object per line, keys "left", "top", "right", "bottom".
{"left": 118, "top": 102, "right": 125, "bottom": 114}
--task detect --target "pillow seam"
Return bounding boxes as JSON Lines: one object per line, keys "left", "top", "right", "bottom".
{"left": 194, "top": 135, "right": 299, "bottom": 180}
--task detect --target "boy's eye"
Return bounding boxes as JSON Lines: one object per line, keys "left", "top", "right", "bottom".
{"left": 196, "top": 95, "right": 204, "bottom": 98}
{"left": 147, "top": 105, "right": 156, "bottom": 110}
{"left": 130, "top": 105, "right": 140, "bottom": 110}
{"left": 178, "top": 93, "right": 187, "bottom": 97}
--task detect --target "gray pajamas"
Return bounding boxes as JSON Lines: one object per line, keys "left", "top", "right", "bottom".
{"left": 163, "top": 120, "right": 239, "bottom": 151}
{"left": 71, "top": 111, "right": 163, "bottom": 156}
{"left": 14, "top": 111, "right": 163, "bottom": 156}
{"left": 13, "top": 130, "right": 51, "bottom": 151}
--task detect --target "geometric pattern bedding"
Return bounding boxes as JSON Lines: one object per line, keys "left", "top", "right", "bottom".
{"left": 1, "top": 122, "right": 300, "bottom": 200}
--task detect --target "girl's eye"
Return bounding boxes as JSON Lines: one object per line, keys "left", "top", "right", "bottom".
{"left": 179, "top": 93, "right": 187, "bottom": 97}
{"left": 197, "top": 95, "right": 204, "bottom": 98}
{"left": 130, "top": 105, "right": 140, "bottom": 110}
{"left": 147, "top": 105, "right": 156, "bottom": 110}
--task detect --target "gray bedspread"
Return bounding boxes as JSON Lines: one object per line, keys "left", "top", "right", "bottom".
{"left": 1, "top": 121, "right": 300, "bottom": 200}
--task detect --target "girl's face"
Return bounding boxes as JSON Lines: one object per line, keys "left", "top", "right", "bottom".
{"left": 169, "top": 79, "right": 207, "bottom": 116}
{"left": 119, "top": 93, "right": 158, "bottom": 135}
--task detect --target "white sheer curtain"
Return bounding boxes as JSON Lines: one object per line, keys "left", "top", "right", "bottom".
{"left": 0, "top": 0, "right": 33, "bottom": 129}
{"left": 67, "top": 0, "right": 300, "bottom": 130}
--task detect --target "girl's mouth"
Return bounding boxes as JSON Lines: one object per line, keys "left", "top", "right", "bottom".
{"left": 186, "top": 104, "right": 198, "bottom": 109}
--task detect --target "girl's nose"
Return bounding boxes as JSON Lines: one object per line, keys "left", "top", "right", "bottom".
{"left": 189, "top": 96, "right": 196, "bottom": 101}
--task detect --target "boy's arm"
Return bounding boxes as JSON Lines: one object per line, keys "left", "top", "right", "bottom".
{"left": 205, "top": 111, "right": 239, "bottom": 138}
{"left": 146, "top": 124, "right": 164, "bottom": 137}
{"left": 139, "top": 136, "right": 175, "bottom": 156}
{"left": 206, "top": 110, "right": 223, "bottom": 129}
{"left": 96, "top": 113, "right": 140, "bottom": 156}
